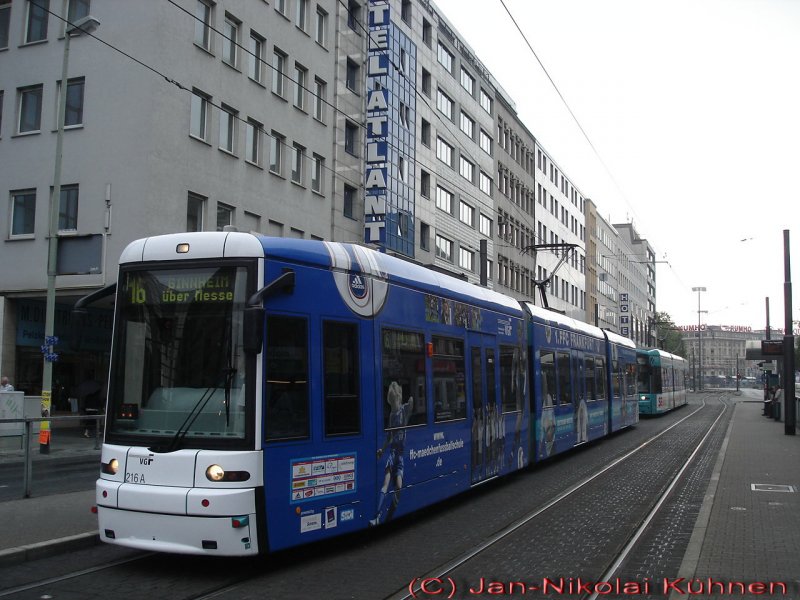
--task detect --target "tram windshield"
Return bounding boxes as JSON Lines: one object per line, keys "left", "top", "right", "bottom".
{"left": 106, "top": 264, "right": 251, "bottom": 448}
{"left": 636, "top": 357, "right": 653, "bottom": 394}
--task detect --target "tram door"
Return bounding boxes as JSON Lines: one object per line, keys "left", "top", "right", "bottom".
{"left": 470, "top": 336, "right": 498, "bottom": 484}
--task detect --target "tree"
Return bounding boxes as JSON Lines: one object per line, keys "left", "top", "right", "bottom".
{"left": 653, "top": 312, "right": 686, "bottom": 356}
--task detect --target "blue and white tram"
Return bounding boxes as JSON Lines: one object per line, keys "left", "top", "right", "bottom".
{"left": 636, "top": 349, "right": 689, "bottom": 415}
{"left": 93, "top": 232, "right": 637, "bottom": 556}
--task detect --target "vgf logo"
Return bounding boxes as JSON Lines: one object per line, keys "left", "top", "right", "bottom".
{"left": 139, "top": 457, "right": 153, "bottom": 465}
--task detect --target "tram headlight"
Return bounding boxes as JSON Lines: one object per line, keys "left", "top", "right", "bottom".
{"left": 102, "top": 458, "right": 119, "bottom": 475}
{"left": 206, "top": 464, "right": 225, "bottom": 482}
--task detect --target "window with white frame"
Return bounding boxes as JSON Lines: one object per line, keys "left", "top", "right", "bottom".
{"left": 222, "top": 14, "right": 240, "bottom": 67}
{"left": 437, "top": 41, "right": 453, "bottom": 73}
{"left": 459, "top": 247, "right": 474, "bottom": 271}
{"left": 194, "top": 0, "right": 213, "bottom": 52}
{"left": 311, "top": 154, "right": 324, "bottom": 193}
{"left": 291, "top": 143, "right": 305, "bottom": 184}
{"left": 24, "top": 0, "right": 49, "bottom": 44}
{"left": 60, "top": 77, "right": 84, "bottom": 127}
{"left": 294, "top": 63, "right": 307, "bottom": 110}
{"left": 436, "top": 136, "right": 453, "bottom": 167}
{"left": 435, "top": 234, "right": 453, "bottom": 262}
{"left": 460, "top": 68, "right": 474, "bottom": 95}
{"left": 459, "top": 156, "right": 474, "bottom": 182}
{"left": 480, "top": 88, "right": 492, "bottom": 114}
{"left": 459, "top": 200, "right": 474, "bottom": 227}
{"left": 216, "top": 202, "right": 233, "bottom": 231}
{"left": 296, "top": 0, "right": 308, "bottom": 31}
{"left": 0, "top": 1, "right": 11, "bottom": 50}
{"left": 58, "top": 184, "right": 79, "bottom": 231}
{"left": 219, "top": 104, "right": 237, "bottom": 153}
{"left": 436, "top": 89, "right": 452, "bottom": 120}
{"left": 479, "top": 128, "right": 492, "bottom": 155}
{"left": 479, "top": 171, "right": 493, "bottom": 196}
{"left": 313, "top": 77, "right": 326, "bottom": 122}
{"left": 11, "top": 189, "right": 36, "bottom": 236}
{"left": 270, "top": 130, "right": 284, "bottom": 174}
{"left": 479, "top": 214, "right": 492, "bottom": 237}
{"left": 272, "top": 49, "right": 287, "bottom": 97}
{"left": 460, "top": 111, "right": 474, "bottom": 139}
{"left": 67, "top": 0, "right": 89, "bottom": 23}
{"left": 190, "top": 89, "right": 211, "bottom": 141}
{"left": 187, "top": 192, "right": 205, "bottom": 232}
{"left": 435, "top": 185, "right": 452, "bottom": 213}
{"left": 18, "top": 84, "right": 43, "bottom": 134}
{"left": 315, "top": 7, "right": 327, "bottom": 46}
{"left": 245, "top": 118, "right": 262, "bottom": 165}
{"left": 274, "top": 0, "right": 287, "bottom": 17}
{"left": 248, "top": 31, "right": 265, "bottom": 84}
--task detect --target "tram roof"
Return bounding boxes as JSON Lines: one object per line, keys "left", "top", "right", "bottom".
{"left": 521, "top": 301, "right": 607, "bottom": 339}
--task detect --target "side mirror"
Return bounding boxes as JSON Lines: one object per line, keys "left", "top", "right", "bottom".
{"left": 243, "top": 305, "right": 264, "bottom": 355}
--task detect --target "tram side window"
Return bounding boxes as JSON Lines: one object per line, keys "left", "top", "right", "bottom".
{"left": 382, "top": 329, "right": 427, "bottom": 428}
{"left": 323, "top": 321, "right": 360, "bottom": 436}
{"left": 540, "top": 350, "right": 556, "bottom": 408}
{"left": 611, "top": 360, "right": 621, "bottom": 398}
{"left": 557, "top": 352, "right": 572, "bottom": 406}
{"left": 595, "top": 357, "right": 607, "bottom": 399}
{"left": 499, "top": 345, "right": 523, "bottom": 413}
{"left": 584, "top": 357, "right": 597, "bottom": 401}
{"left": 432, "top": 336, "right": 466, "bottom": 422}
{"left": 265, "top": 316, "right": 310, "bottom": 441}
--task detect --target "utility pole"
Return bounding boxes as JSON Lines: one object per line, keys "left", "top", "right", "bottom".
{"left": 782, "top": 230, "right": 795, "bottom": 435}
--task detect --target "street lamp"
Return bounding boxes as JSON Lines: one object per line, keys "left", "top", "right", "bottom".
{"left": 692, "top": 286, "right": 706, "bottom": 391}
{"left": 41, "top": 15, "right": 100, "bottom": 453}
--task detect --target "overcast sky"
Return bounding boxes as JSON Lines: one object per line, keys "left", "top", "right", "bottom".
{"left": 433, "top": 0, "right": 800, "bottom": 331}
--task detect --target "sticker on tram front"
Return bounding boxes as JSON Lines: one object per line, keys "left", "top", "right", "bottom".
{"left": 300, "top": 513, "right": 322, "bottom": 533}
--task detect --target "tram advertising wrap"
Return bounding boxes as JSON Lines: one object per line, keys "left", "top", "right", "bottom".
{"left": 89, "top": 232, "right": 652, "bottom": 556}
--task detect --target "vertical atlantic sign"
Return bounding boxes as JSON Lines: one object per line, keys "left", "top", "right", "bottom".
{"left": 364, "top": 0, "right": 390, "bottom": 244}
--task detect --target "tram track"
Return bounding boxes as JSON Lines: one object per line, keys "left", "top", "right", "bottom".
{"left": 394, "top": 393, "right": 731, "bottom": 600}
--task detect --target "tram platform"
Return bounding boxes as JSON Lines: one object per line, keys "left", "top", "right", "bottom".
{"left": 1, "top": 394, "right": 798, "bottom": 586}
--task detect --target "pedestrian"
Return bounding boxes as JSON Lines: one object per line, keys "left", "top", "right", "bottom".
{"left": 0, "top": 376, "right": 13, "bottom": 391}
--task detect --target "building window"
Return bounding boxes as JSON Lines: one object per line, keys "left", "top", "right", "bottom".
{"left": 435, "top": 185, "right": 452, "bottom": 214}
{"left": 460, "top": 111, "right": 474, "bottom": 139}
{"left": 272, "top": 49, "right": 287, "bottom": 97}
{"left": 460, "top": 68, "right": 474, "bottom": 95}
{"left": 459, "top": 248, "right": 474, "bottom": 272}
{"left": 420, "top": 68, "right": 431, "bottom": 97}
{"left": 459, "top": 156, "right": 474, "bottom": 182}
{"left": 420, "top": 222, "right": 430, "bottom": 250}
{"left": 245, "top": 118, "right": 262, "bottom": 166}
{"left": 480, "top": 88, "right": 493, "bottom": 114}
{"left": 347, "top": 0, "right": 360, "bottom": 30}
{"left": 343, "top": 184, "right": 355, "bottom": 218}
{"left": 274, "top": 0, "right": 287, "bottom": 17}
{"left": 479, "top": 214, "right": 492, "bottom": 237}
{"left": 216, "top": 202, "right": 233, "bottom": 231}
{"left": 346, "top": 58, "right": 359, "bottom": 92}
{"left": 291, "top": 143, "right": 305, "bottom": 184}
{"left": 315, "top": 7, "right": 327, "bottom": 46}
{"left": 10, "top": 189, "right": 36, "bottom": 236}
{"left": 435, "top": 234, "right": 453, "bottom": 262}
{"left": 479, "top": 171, "right": 493, "bottom": 196}
{"left": 190, "top": 89, "right": 211, "bottom": 142}
{"left": 58, "top": 184, "right": 79, "bottom": 231}
{"left": 344, "top": 120, "right": 358, "bottom": 156}
{"left": 437, "top": 42, "right": 453, "bottom": 74}
{"left": 25, "top": 0, "right": 49, "bottom": 44}
{"left": 313, "top": 77, "right": 326, "bottom": 122}
{"left": 270, "top": 131, "right": 284, "bottom": 174}
{"left": 420, "top": 169, "right": 430, "bottom": 198}
{"left": 436, "top": 136, "right": 453, "bottom": 167}
{"left": 194, "top": 0, "right": 213, "bottom": 52}
{"left": 248, "top": 31, "right": 265, "bottom": 84}
{"left": 17, "top": 85, "right": 43, "bottom": 134}
{"left": 219, "top": 104, "right": 237, "bottom": 154}
{"left": 0, "top": 1, "right": 11, "bottom": 50}
{"left": 295, "top": 0, "right": 308, "bottom": 31}
{"left": 401, "top": 0, "right": 411, "bottom": 24}
{"left": 61, "top": 77, "right": 85, "bottom": 127}
{"left": 222, "top": 14, "right": 240, "bottom": 68}
{"left": 436, "top": 89, "right": 453, "bottom": 120}
{"left": 294, "top": 63, "right": 307, "bottom": 110}
{"left": 311, "top": 154, "right": 324, "bottom": 193}
{"left": 459, "top": 201, "right": 474, "bottom": 227}
{"left": 479, "top": 128, "right": 492, "bottom": 155}
{"left": 187, "top": 192, "right": 205, "bottom": 231}
{"left": 67, "top": 0, "right": 90, "bottom": 23}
